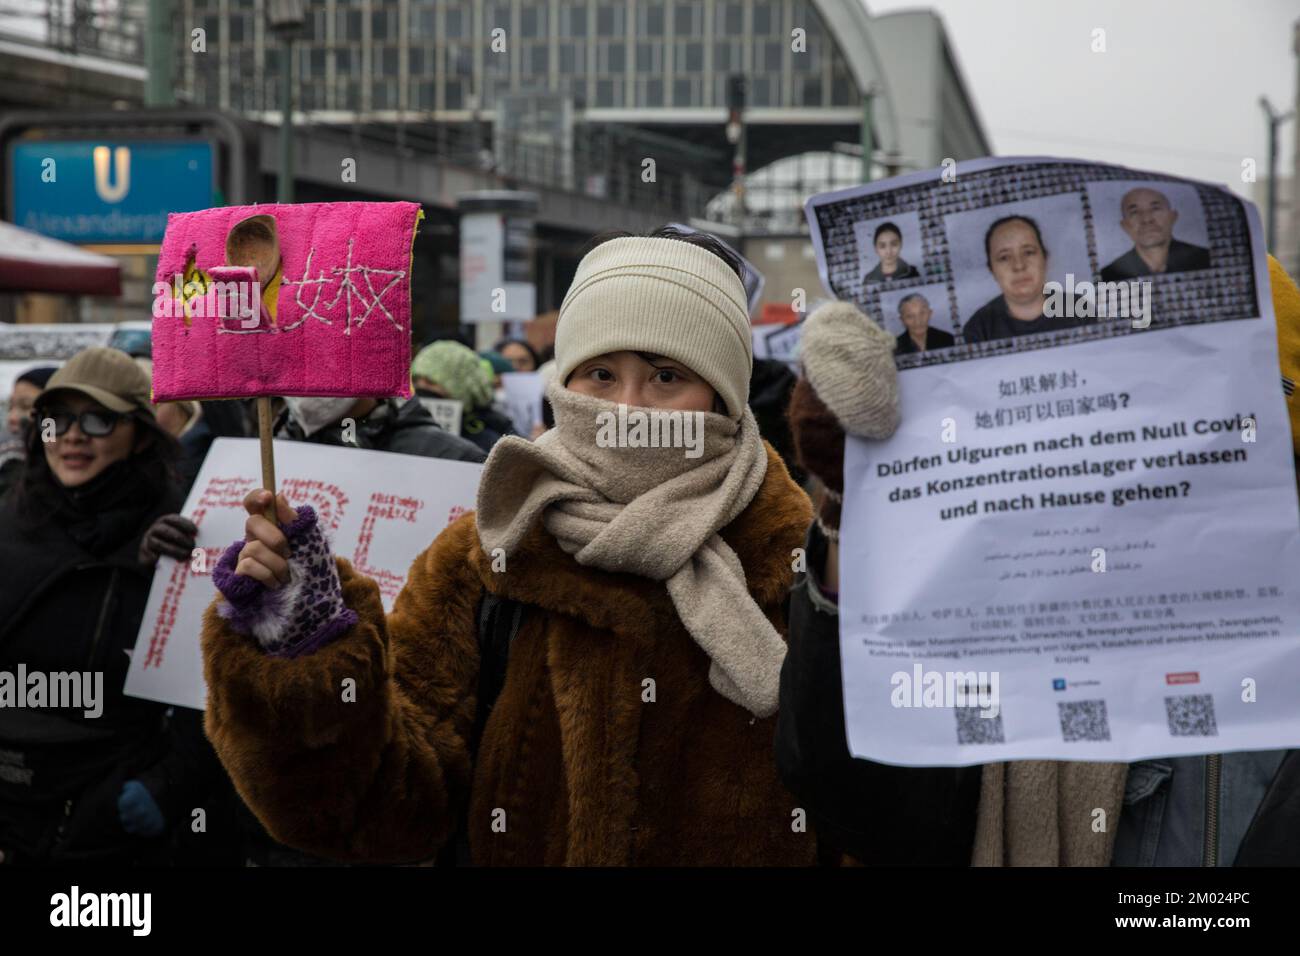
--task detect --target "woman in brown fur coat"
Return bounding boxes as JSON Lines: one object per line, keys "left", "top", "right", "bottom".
{"left": 201, "top": 227, "right": 817, "bottom": 866}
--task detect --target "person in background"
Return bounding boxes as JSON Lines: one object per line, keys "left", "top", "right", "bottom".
{"left": 494, "top": 337, "right": 541, "bottom": 373}
{"left": 479, "top": 350, "right": 515, "bottom": 415}
{"left": 155, "top": 400, "right": 199, "bottom": 439}
{"left": 776, "top": 301, "right": 982, "bottom": 865}
{"left": 749, "top": 357, "right": 804, "bottom": 487}
{"left": 0, "top": 365, "right": 57, "bottom": 500}
{"left": 276, "top": 394, "right": 484, "bottom": 463}
{"left": 411, "top": 341, "right": 516, "bottom": 454}
{"left": 0, "top": 348, "right": 198, "bottom": 865}
{"left": 479, "top": 350, "right": 515, "bottom": 383}
{"left": 173, "top": 400, "right": 253, "bottom": 494}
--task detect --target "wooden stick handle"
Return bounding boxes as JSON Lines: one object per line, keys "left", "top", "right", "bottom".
{"left": 257, "top": 396, "right": 277, "bottom": 524}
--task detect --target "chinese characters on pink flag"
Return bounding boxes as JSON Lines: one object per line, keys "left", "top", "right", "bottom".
{"left": 150, "top": 201, "right": 422, "bottom": 400}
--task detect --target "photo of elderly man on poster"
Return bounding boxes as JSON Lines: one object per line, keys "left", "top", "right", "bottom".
{"left": 893, "top": 292, "right": 954, "bottom": 355}
{"left": 1099, "top": 185, "right": 1212, "bottom": 281}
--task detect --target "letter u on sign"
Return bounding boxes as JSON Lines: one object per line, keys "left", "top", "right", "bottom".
{"left": 93, "top": 146, "right": 130, "bottom": 203}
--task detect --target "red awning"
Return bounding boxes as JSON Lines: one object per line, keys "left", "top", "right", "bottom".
{"left": 0, "top": 220, "right": 122, "bottom": 296}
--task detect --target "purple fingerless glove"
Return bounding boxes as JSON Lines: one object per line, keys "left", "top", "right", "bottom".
{"left": 212, "top": 505, "right": 358, "bottom": 658}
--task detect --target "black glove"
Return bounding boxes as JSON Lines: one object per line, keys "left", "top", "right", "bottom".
{"left": 139, "top": 514, "right": 198, "bottom": 566}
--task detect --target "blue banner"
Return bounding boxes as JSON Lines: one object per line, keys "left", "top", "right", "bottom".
{"left": 10, "top": 140, "right": 214, "bottom": 245}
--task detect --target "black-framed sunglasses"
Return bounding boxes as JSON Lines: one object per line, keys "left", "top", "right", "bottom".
{"left": 40, "top": 408, "right": 126, "bottom": 438}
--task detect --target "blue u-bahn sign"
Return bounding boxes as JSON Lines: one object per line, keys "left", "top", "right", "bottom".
{"left": 9, "top": 140, "right": 214, "bottom": 245}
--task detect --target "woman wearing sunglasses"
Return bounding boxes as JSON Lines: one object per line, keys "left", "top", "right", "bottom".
{"left": 0, "top": 347, "right": 194, "bottom": 865}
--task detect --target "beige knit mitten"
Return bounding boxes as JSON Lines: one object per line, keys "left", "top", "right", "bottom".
{"left": 800, "top": 300, "right": 901, "bottom": 440}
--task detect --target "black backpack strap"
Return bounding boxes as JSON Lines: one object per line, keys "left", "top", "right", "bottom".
{"left": 471, "top": 592, "right": 524, "bottom": 758}
{"left": 436, "top": 592, "right": 524, "bottom": 868}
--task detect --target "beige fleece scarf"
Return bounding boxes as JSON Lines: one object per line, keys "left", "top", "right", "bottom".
{"left": 973, "top": 760, "right": 1128, "bottom": 866}
{"left": 476, "top": 382, "right": 786, "bottom": 717}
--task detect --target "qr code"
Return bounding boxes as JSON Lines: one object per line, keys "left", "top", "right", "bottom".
{"left": 1165, "top": 694, "right": 1219, "bottom": 736}
{"left": 1058, "top": 699, "right": 1111, "bottom": 742}
{"left": 955, "top": 705, "right": 1005, "bottom": 745}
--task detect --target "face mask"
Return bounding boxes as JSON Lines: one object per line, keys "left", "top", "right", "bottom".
{"left": 284, "top": 397, "right": 357, "bottom": 437}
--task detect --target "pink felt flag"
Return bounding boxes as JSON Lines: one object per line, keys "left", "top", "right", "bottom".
{"left": 151, "top": 201, "right": 421, "bottom": 401}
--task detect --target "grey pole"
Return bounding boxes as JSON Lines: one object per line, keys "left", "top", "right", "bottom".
{"left": 145, "top": 0, "right": 175, "bottom": 107}
{"left": 278, "top": 39, "right": 294, "bottom": 203}
{"left": 1261, "top": 96, "right": 1295, "bottom": 254}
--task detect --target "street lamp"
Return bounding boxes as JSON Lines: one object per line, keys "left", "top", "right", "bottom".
{"left": 268, "top": 0, "right": 306, "bottom": 203}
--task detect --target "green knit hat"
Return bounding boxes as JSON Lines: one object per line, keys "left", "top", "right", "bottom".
{"left": 411, "top": 340, "right": 493, "bottom": 409}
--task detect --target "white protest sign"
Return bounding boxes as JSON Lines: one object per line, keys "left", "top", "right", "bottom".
{"left": 124, "top": 437, "right": 483, "bottom": 711}
{"left": 808, "top": 156, "right": 1300, "bottom": 765}
{"left": 500, "top": 370, "right": 544, "bottom": 436}
{"left": 420, "top": 397, "right": 464, "bottom": 436}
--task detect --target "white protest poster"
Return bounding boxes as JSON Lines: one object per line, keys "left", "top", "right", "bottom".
{"left": 501, "top": 370, "right": 544, "bottom": 436}
{"left": 807, "top": 156, "right": 1300, "bottom": 766}
{"left": 420, "top": 397, "right": 464, "bottom": 436}
{"left": 124, "top": 438, "right": 483, "bottom": 711}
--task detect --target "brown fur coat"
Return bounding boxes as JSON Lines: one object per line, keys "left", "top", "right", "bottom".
{"left": 201, "top": 445, "right": 816, "bottom": 866}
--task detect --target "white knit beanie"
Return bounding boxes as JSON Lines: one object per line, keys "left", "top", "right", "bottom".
{"left": 800, "top": 300, "right": 901, "bottom": 439}
{"left": 554, "top": 236, "right": 753, "bottom": 418}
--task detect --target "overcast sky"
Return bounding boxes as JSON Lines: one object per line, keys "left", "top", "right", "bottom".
{"left": 867, "top": 0, "right": 1298, "bottom": 200}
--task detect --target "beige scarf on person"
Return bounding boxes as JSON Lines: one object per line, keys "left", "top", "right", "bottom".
{"left": 476, "top": 382, "right": 786, "bottom": 717}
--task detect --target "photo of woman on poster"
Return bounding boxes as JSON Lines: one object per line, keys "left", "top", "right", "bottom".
{"left": 861, "top": 221, "right": 920, "bottom": 284}
{"left": 961, "top": 215, "right": 1088, "bottom": 343}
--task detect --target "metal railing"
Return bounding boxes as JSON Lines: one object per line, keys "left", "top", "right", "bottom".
{"left": 0, "top": 0, "right": 146, "bottom": 62}
{"left": 315, "top": 119, "right": 719, "bottom": 220}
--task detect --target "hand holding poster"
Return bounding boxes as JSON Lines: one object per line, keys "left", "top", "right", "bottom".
{"left": 124, "top": 438, "right": 483, "bottom": 711}
{"left": 807, "top": 157, "right": 1300, "bottom": 765}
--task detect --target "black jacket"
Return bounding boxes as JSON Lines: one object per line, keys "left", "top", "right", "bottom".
{"left": 775, "top": 523, "right": 982, "bottom": 864}
{"left": 896, "top": 328, "right": 955, "bottom": 355}
{"left": 0, "top": 469, "right": 183, "bottom": 864}
{"left": 1100, "top": 239, "right": 1210, "bottom": 282}
{"left": 862, "top": 258, "right": 920, "bottom": 284}
{"left": 749, "top": 358, "right": 804, "bottom": 486}
{"left": 961, "top": 294, "right": 1088, "bottom": 343}
{"left": 461, "top": 405, "right": 516, "bottom": 456}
